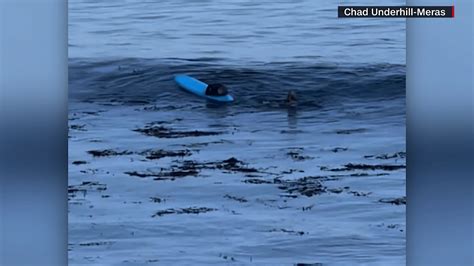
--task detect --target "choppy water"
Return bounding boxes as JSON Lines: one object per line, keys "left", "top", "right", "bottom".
{"left": 69, "top": 0, "right": 406, "bottom": 265}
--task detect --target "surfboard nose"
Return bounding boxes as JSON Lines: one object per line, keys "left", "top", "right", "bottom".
{"left": 174, "top": 74, "right": 186, "bottom": 83}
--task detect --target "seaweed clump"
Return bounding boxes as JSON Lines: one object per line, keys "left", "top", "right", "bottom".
{"left": 134, "top": 125, "right": 221, "bottom": 138}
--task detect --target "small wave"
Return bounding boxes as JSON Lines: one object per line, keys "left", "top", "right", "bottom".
{"left": 69, "top": 58, "right": 405, "bottom": 111}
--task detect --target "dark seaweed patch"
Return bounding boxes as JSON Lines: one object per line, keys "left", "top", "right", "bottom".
{"left": 286, "top": 150, "right": 314, "bottom": 161}
{"left": 141, "top": 105, "right": 183, "bottom": 112}
{"left": 181, "top": 139, "right": 233, "bottom": 148}
{"left": 87, "top": 148, "right": 190, "bottom": 160}
{"left": 243, "top": 175, "right": 347, "bottom": 199}
{"left": 124, "top": 171, "right": 155, "bottom": 178}
{"left": 68, "top": 181, "right": 107, "bottom": 193}
{"left": 349, "top": 191, "right": 372, "bottom": 197}
{"left": 70, "top": 124, "right": 87, "bottom": 131}
{"left": 325, "top": 173, "right": 388, "bottom": 178}
{"left": 280, "top": 129, "right": 305, "bottom": 134}
{"left": 374, "top": 223, "right": 405, "bottom": 232}
{"left": 126, "top": 157, "right": 272, "bottom": 182}
{"left": 173, "top": 157, "right": 259, "bottom": 174}
{"left": 334, "top": 128, "right": 367, "bottom": 134}
{"left": 68, "top": 181, "right": 107, "bottom": 199}
{"left": 150, "top": 197, "right": 165, "bottom": 203}
{"left": 152, "top": 207, "right": 216, "bottom": 217}
{"left": 216, "top": 157, "right": 258, "bottom": 173}
{"left": 242, "top": 178, "right": 273, "bottom": 184}
{"left": 274, "top": 176, "right": 365, "bottom": 198}
{"left": 134, "top": 124, "right": 222, "bottom": 138}
{"left": 224, "top": 194, "right": 248, "bottom": 203}
{"left": 219, "top": 254, "right": 236, "bottom": 262}
{"left": 321, "top": 163, "right": 406, "bottom": 172}
{"left": 350, "top": 172, "right": 369, "bottom": 177}
{"left": 277, "top": 176, "right": 327, "bottom": 197}
{"left": 379, "top": 196, "right": 406, "bottom": 205}
{"left": 153, "top": 170, "right": 200, "bottom": 180}
{"left": 330, "top": 147, "right": 348, "bottom": 153}
{"left": 151, "top": 209, "right": 175, "bottom": 217}
{"left": 79, "top": 241, "right": 114, "bottom": 247}
{"left": 345, "top": 163, "right": 406, "bottom": 171}
{"left": 328, "top": 188, "right": 344, "bottom": 194}
{"left": 364, "top": 152, "right": 406, "bottom": 160}
{"left": 87, "top": 149, "right": 133, "bottom": 157}
{"left": 72, "top": 160, "right": 88, "bottom": 165}
{"left": 269, "top": 228, "right": 306, "bottom": 235}
{"left": 124, "top": 169, "right": 199, "bottom": 180}
{"left": 141, "top": 149, "right": 191, "bottom": 160}
{"left": 282, "top": 147, "right": 314, "bottom": 161}
{"left": 280, "top": 169, "right": 305, "bottom": 175}
{"left": 244, "top": 174, "right": 263, "bottom": 178}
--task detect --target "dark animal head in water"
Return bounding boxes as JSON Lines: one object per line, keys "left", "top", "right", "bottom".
{"left": 287, "top": 90, "right": 297, "bottom": 103}
{"left": 206, "top": 84, "right": 228, "bottom": 96}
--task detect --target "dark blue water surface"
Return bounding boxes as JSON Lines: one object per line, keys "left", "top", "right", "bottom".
{"left": 69, "top": 0, "right": 406, "bottom": 265}
{"left": 69, "top": 0, "right": 405, "bottom": 64}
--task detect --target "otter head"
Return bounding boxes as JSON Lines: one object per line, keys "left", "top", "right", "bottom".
{"left": 287, "top": 90, "right": 297, "bottom": 103}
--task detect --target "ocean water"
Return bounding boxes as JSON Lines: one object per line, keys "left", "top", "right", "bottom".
{"left": 69, "top": 0, "right": 406, "bottom": 265}
{"left": 69, "top": 0, "right": 405, "bottom": 64}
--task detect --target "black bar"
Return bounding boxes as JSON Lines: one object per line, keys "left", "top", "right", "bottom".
{"left": 338, "top": 6, "right": 454, "bottom": 18}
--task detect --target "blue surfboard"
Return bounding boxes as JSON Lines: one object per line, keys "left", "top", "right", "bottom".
{"left": 174, "top": 75, "right": 234, "bottom": 103}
